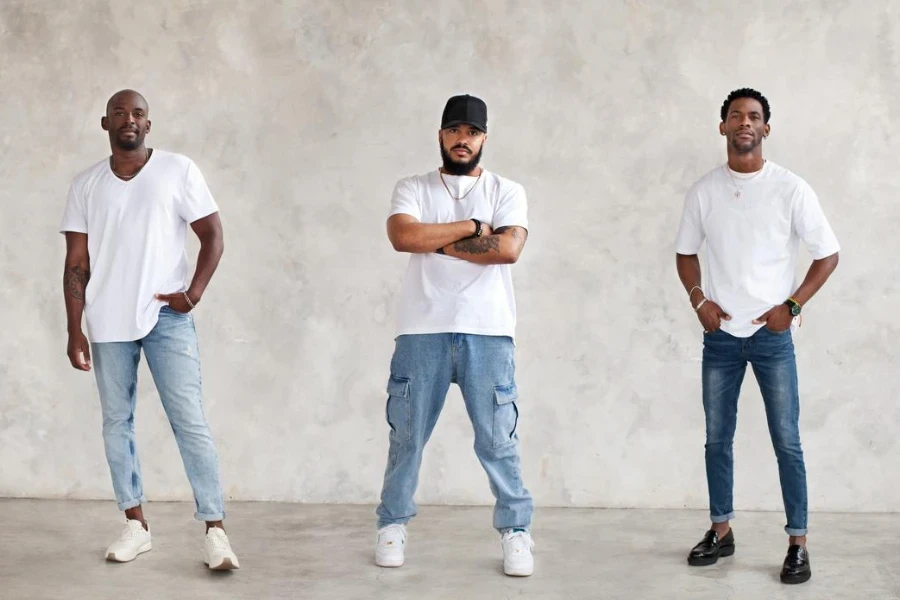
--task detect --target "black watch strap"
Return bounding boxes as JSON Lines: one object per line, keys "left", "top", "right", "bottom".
{"left": 471, "top": 218, "right": 482, "bottom": 237}
{"left": 784, "top": 297, "right": 802, "bottom": 315}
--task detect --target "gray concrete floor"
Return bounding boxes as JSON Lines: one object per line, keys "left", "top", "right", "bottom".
{"left": 1, "top": 500, "right": 898, "bottom": 599}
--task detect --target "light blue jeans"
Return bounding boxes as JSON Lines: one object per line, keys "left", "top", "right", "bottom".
{"left": 376, "top": 333, "right": 533, "bottom": 532}
{"left": 91, "top": 306, "right": 225, "bottom": 521}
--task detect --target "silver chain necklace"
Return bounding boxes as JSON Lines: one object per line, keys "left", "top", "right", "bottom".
{"left": 724, "top": 160, "right": 765, "bottom": 198}
{"left": 439, "top": 169, "right": 482, "bottom": 201}
{"left": 111, "top": 148, "right": 150, "bottom": 181}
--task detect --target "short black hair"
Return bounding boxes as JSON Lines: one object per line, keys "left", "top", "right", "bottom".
{"left": 720, "top": 88, "right": 770, "bottom": 123}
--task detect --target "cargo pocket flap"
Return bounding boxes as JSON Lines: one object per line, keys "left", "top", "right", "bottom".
{"left": 386, "top": 376, "right": 410, "bottom": 398}
{"left": 493, "top": 383, "right": 518, "bottom": 405}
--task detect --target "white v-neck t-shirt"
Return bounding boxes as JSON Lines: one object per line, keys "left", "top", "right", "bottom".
{"left": 675, "top": 161, "right": 840, "bottom": 338}
{"left": 389, "top": 169, "right": 528, "bottom": 339}
{"left": 59, "top": 150, "right": 219, "bottom": 343}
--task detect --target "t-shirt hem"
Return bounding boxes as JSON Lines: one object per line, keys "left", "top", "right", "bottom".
{"left": 395, "top": 325, "right": 516, "bottom": 340}
{"left": 86, "top": 310, "right": 161, "bottom": 344}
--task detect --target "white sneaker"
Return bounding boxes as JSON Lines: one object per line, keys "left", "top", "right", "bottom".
{"left": 204, "top": 527, "right": 240, "bottom": 570}
{"left": 106, "top": 519, "right": 152, "bottom": 562}
{"left": 502, "top": 529, "right": 534, "bottom": 577}
{"left": 375, "top": 524, "right": 406, "bottom": 567}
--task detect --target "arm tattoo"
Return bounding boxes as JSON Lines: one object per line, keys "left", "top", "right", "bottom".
{"left": 64, "top": 266, "right": 90, "bottom": 300}
{"left": 494, "top": 226, "right": 527, "bottom": 241}
{"left": 453, "top": 235, "right": 500, "bottom": 255}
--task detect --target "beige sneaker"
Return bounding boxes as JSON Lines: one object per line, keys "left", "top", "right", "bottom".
{"left": 106, "top": 519, "right": 152, "bottom": 562}
{"left": 204, "top": 527, "right": 240, "bottom": 570}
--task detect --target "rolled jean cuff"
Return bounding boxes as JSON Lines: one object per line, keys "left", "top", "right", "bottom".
{"left": 195, "top": 510, "right": 225, "bottom": 522}
{"left": 117, "top": 497, "right": 146, "bottom": 511}
{"left": 785, "top": 526, "right": 807, "bottom": 536}
{"left": 710, "top": 512, "right": 735, "bottom": 523}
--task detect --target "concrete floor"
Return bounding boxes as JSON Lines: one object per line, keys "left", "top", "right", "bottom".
{"left": 1, "top": 500, "right": 898, "bottom": 599}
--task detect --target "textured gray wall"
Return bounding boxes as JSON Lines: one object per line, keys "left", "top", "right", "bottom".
{"left": 1, "top": 0, "right": 898, "bottom": 514}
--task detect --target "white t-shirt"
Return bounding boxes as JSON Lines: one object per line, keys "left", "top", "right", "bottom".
{"left": 389, "top": 169, "right": 528, "bottom": 339}
{"left": 59, "top": 150, "right": 219, "bottom": 343}
{"left": 675, "top": 161, "right": 840, "bottom": 338}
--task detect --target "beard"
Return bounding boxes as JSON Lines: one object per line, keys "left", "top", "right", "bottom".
{"left": 729, "top": 133, "right": 762, "bottom": 154}
{"left": 113, "top": 129, "right": 146, "bottom": 151}
{"left": 440, "top": 143, "right": 483, "bottom": 176}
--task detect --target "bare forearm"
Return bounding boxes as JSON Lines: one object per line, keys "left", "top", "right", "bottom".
{"left": 63, "top": 263, "right": 89, "bottom": 333}
{"left": 390, "top": 220, "right": 476, "bottom": 253}
{"left": 791, "top": 252, "right": 839, "bottom": 306}
{"left": 676, "top": 253, "right": 703, "bottom": 299}
{"left": 186, "top": 237, "right": 223, "bottom": 301}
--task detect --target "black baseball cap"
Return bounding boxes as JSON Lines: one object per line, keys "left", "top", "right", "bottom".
{"left": 441, "top": 94, "right": 487, "bottom": 132}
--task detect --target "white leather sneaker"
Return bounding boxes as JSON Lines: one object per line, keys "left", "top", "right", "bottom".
{"left": 375, "top": 524, "right": 407, "bottom": 567}
{"left": 105, "top": 519, "right": 152, "bottom": 562}
{"left": 204, "top": 527, "right": 240, "bottom": 570}
{"left": 502, "top": 529, "right": 534, "bottom": 577}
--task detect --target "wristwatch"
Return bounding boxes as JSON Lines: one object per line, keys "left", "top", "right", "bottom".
{"left": 784, "top": 297, "right": 802, "bottom": 316}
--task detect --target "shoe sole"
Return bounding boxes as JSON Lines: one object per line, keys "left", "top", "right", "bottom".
{"left": 106, "top": 541, "right": 152, "bottom": 563}
{"left": 206, "top": 557, "right": 240, "bottom": 570}
{"left": 780, "top": 570, "right": 811, "bottom": 584}
{"left": 504, "top": 566, "right": 533, "bottom": 577}
{"left": 687, "top": 544, "right": 735, "bottom": 566}
{"left": 375, "top": 556, "right": 404, "bottom": 568}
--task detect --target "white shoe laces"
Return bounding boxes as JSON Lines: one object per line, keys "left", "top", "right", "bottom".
{"left": 503, "top": 531, "right": 533, "bottom": 554}
{"left": 119, "top": 521, "right": 145, "bottom": 541}
{"left": 207, "top": 529, "right": 230, "bottom": 552}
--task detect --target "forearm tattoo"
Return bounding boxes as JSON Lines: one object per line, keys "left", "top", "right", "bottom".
{"left": 494, "top": 226, "right": 526, "bottom": 241}
{"left": 64, "top": 266, "right": 90, "bottom": 300}
{"left": 453, "top": 235, "right": 500, "bottom": 255}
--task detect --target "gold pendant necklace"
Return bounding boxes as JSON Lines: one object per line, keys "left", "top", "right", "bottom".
{"left": 440, "top": 169, "right": 482, "bottom": 201}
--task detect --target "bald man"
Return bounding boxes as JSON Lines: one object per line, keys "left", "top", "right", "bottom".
{"left": 60, "top": 90, "right": 239, "bottom": 569}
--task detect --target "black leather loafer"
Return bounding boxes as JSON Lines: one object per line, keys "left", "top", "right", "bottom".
{"left": 687, "top": 529, "right": 735, "bottom": 566}
{"left": 780, "top": 545, "right": 811, "bottom": 584}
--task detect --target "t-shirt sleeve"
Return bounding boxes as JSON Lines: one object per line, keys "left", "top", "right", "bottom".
{"left": 792, "top": 182, "right": 840, "bottom": 259}
{"left": 388, "top": 177, "right": 421, "bottom": 220}
{"left": 493, "top": 182, "right": 528, "bottom": 230}
{"left": 59, "top": 181, "right": 88, "bottom": 234}
{"left": 178, "top": 160, "right": 220, "bottom": 223}
{"left": 675, "top": 186, "right": 704, "bottom": 254}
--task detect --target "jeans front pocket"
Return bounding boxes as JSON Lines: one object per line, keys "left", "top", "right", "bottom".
{"left": 385, "top": 375, "right": 411, "bottom": 442}
{"left": 492, "top": 383, "right": 519, "bottom": 449}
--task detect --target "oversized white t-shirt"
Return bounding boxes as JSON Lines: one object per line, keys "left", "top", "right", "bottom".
{"left": 59, "top": 150, "right": 219, "bottom": 343}
{"left": 389, "top": 169, "right": 528, "bottom": 339}
{"left": 675, "top": 161, "right": 840, "bottom": 338}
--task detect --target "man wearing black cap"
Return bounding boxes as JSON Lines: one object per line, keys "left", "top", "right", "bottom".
{"left": 374, "top": 94, "right": 534, "bottom": 577}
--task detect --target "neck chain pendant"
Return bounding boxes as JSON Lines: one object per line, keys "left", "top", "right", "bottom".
{"left": 734, "top": 190, "right": 742, "bottom": 198}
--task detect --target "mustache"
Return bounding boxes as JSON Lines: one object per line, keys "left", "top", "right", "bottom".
{"left": 451, "top": 144, "right": 472, "bottom": 153}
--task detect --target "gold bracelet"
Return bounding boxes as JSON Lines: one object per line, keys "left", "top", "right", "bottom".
{"left": 183, "top": 292, "right": 196, "bottom": 310}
